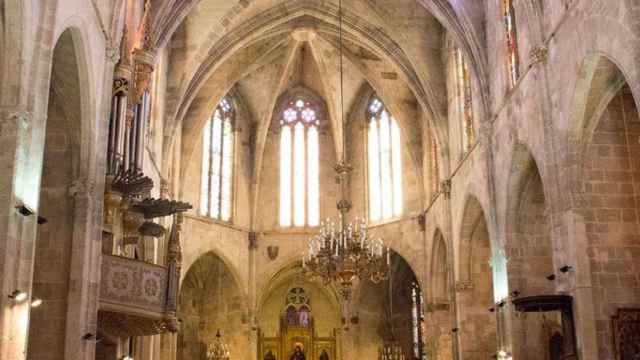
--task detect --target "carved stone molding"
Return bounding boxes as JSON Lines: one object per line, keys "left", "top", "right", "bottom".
{"left": 100, "top": 254, "right": 168, "bottom": 313}
{"left": 440, "top": 180, "right": 451, "bottom": 199}
{"left": 529, "top": 46, "right": 548, "bottom": 67}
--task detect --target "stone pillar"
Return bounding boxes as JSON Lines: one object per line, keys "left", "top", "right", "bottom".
{"left": 561, "top": 210, "right": 598, "bottom": 360}
{"left": 0, "top": 111, "right": 37, "bottom": 360}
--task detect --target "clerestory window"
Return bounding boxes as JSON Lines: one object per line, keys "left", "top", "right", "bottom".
{"left": 367, "top": 97, "right": 402, "bottom": 221}
{"left": 279, "top": 99, "right": 320, "bottom": 227}
{"left": 200, "top": 97, "right": 234, "bottom": 221}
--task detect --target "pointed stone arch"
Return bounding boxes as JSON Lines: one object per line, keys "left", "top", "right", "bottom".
{"left": 179, "top": 251, "right": 249, "bottom": 359}
{"left": 567, "top": 55, "right": 640, "bottom": 359}
{"left": 457, "top": 195, "right": 496, "bottom": 359}
{"left": 27, "top": 26, "right": 90, "bottom": 360}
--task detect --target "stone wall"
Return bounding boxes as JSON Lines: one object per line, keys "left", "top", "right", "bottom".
{"left": 584, "top": 86, "right": 640, "bottom": 358}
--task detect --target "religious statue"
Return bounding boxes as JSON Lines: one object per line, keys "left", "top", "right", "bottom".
{"left": 319, "top": 349, "right": 329, "bottom": 360}
{"left": 290, "top": 346, "right": 306, "bottom": 360}
{"left": 299, "top": 307, "right": 310, "bottom": 327}
{"left": 264, "top": 350, "right": 276, "bottom": 360}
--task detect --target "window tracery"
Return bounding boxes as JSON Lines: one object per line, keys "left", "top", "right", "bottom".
{"left": 367, "top": 97, "right": 402, "bottom": 221}
{"left": 503, "top": 0, "right": 520, "bottom": 88}
{"left": 279, "top": 98, "right": 320, "bottom": 227}
{"left": 201, "top": 97, "right": 235, "bottom": 221}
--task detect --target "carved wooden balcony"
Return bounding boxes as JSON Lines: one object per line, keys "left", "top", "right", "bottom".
{"left": 99, "top": 254, "right": 178, "bottom": 337}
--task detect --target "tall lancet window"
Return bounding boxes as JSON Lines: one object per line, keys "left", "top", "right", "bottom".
{"left": 454, "top": 46, "right": 475, "bottom": 152}
{"left": 367, "top": 97, "right": 402, "bottom": 222}
{"left": 201, "top": 97, "right": 235, "bottom": 221}
{"left": 279, "top": 99, "right": 320, "bottom": 227}
{"left": 503, "top": 0, "right": 520, "bottom": 87}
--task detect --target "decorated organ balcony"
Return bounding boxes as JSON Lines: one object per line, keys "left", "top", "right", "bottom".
{"left": 98, "top": 13, "right": 192, "bottom": 337}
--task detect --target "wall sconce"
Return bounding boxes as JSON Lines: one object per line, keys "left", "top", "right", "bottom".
{"left": 8, "top": 290, "right": 28, "bottom": 302}
{"left": 497, "top": 350, "right": 513, "bottom": 360}
{"left": 122, "top": 356, "right": 134, "bottom": 360}
{"left": 559, "top": 265, "right": 573, "bottom": 273}
{"left": 15, "top": 203, "right": 34, "bottom": 217}
{"left": 31, "top": 298, "right": 43, "bottom": 307}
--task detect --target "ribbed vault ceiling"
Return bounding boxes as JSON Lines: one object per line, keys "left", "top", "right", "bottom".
{"left": 161, "top": 0, "right": 455, "bottom": 187}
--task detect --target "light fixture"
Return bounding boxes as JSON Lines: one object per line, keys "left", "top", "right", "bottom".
{"left": 206, "top": 330, "right": 230, "bottom": 360}
{"left": 122, "top": 356, "right": 133, "bottom": 360}
{"left": 302, "top": 0, "right": 390, "bottom": 301}
{"left": 497, "top": 350, "right": 513, "bottom": 360}
{"left": 15, "top": 202, "right": 34, "bottom": 217}
{"left": 8, "top": 290, "right": 28, "bottom": 302}
{"left": 31, "top": 298, "right": 43, "bottom": 307}
{"left": 82, "top": 333, "right": 97, "bottom": 341}
{"left": 559, "top": 265, "right": 573, "bottom": 273}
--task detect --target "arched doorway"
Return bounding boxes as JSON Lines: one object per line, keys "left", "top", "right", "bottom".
{"left": 27, "top": 28, "right": 84, "bottom": 360}
{"left": 178, "top": 252, "right": 247, "bottom": 359}
{"left": 458, "top": 196, "right": 497, "bottom": 359}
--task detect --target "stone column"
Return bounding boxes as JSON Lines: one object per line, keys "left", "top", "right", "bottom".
{"left": 0, "top": 111, "right": 37, "bottom": 360}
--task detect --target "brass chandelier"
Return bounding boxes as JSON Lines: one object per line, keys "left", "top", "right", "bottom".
{"left": 302, "top": 0, "right": 390, "bottom": 299}
{"left": 206, "top": 330, "right": 230, "bottom": 360}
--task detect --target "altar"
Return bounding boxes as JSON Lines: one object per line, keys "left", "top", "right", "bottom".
{"left": 258, "top": 287, "right": 336, "bottom": 360}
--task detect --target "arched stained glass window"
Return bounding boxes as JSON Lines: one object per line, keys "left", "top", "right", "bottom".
{"left": 201, "top": 97, "right": 234, "bottom": 221}
{"left": 430, "top": 129, "right": 441, "bottom": 197}
{"left": 503, "top": 0, "right": 520, "bottom": 87}
{"left": 454, "top": 46, "right": 475, "bottom": 152}
{"left": 367, "top": 97, "right": 402, "bottom": 221}
{"left": 279, "top": 99, "right": 320, "bottom": 227}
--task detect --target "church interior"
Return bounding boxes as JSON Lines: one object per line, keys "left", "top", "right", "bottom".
{"left": 1, "top": 0, "right": 640, "bottom": 360}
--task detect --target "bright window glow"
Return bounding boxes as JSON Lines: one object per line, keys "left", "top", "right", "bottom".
{"left": 279, "top": 98, "right": 320, "bottom": 227}
{"left": 280, "top": 126, "right": 292, "bottom": 227}
{"left": 367, "top": 97, "right": 402, "bottom": 221}
{"left": 201, "top": 97, "right": 234, "bottom": 221}
{"left": 307, "top": 126, "right": 320, "bottom": 226}
{"left": 294, "top": 122, "right": 306, "bottom": 227}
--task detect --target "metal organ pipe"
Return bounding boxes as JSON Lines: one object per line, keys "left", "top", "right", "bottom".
{"left": 107, "top": 93, "right": 129, "bottom": 174}
{"left": 107, "top": 95, "right": 118, "bottom": 174}
{"left": 123, "top": 109, "right": 133, "bottom": 172}
{"left": 116, "top": 94, "right": 127, "bottom": 171}
{"left": 131, "top": 103, "right": 140, "bottom": 171}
